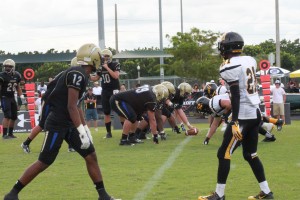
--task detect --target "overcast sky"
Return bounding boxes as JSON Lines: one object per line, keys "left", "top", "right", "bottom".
{"left": 1, "top": 0, "right": 299, "bottom": 54}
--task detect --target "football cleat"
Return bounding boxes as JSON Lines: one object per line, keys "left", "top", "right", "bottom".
{"left": 198, "top": 192, "right": 225, "bottom": 200}
{"left": 104, "top": 132, "right": 112, "bottom": 139}
{"left": 21, "top": 143, "right": 31, "bottom": 153}
{"left": 276, "top": 119, "right": 284, "bottom": 131}
{"left": 8, "top": 134, "right": 17, "bottom": 139}
{"left": 159, "top": 133, "right": 167, "bottom": 140}
{"left": 119, "top": 139, "right": 134, "bottom": 146}
{"left": 181, "top": 124, "right": 186, "bottom": 132}
{"left": 262, "top": 136, "right": 276, "bottom": 142}
{"left": 68, "top": 148, "right": 76, "bottom": 152}
{"left": 248, "top": 191, "right": 274, "bottom": 199}
{"left": 4, "top": 192, "right": 19, "bottom": 200}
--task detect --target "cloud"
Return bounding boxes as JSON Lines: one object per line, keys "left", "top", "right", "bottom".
{"left": 0, "top": 0, "right": 299, "bottom": 53}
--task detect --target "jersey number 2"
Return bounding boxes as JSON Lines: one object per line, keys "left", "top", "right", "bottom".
{"left": 73, "top": 74, "right": 82, "bottom": 86}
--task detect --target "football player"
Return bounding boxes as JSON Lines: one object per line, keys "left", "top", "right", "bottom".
{"left": 164, "top": 82, "right": 196, "bottom": 132}
{"left": 0, "top": 59, "right": 23, "bottom": 139}
{"left": 198, "top": 32, "right": 274, "bottom": 200}
{"left": 4, "top": 44, "right": 119, "bottom": 200}
{"left": 100, "top": 49, "right": 121, "bottom": 139}
{"left": 20, "top": 57, "right": 80, "bottom": 153}
{"left": 110, "top": 84, "right": 169, "bottom": 145}
{"left": 195, "top": 95, "right": 282, "bottom": 145}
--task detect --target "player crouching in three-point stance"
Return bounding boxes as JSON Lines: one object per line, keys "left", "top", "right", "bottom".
{"left": 4, "top": 44, "right": 120, "bottom": 200}
{"left": 198, "top": 32, "right": 274, "bottom": 200}
{"left": 110, "top": 84, "right": 169, "bottom": 145}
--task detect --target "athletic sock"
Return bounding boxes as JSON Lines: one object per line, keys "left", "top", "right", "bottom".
{"left": 12, "top": 180, "right": 25, "bottom": 193}
{"left": 259, "top": 181, "right": 271, "bottom": 194}
{"left": 3, "top": 128, "right": 8, "bottom": 136}
{"left": 8, "top": 127, "right": 14, "bottom": 135}
{"left": 121, "top": 134, "right": 128, "bottom": 140}
{"left": 23, "top": 137, "right": 32, "bottom": 146}
{"left": 216, "top": 183, "right": 226, "bottom": 197}
{"left": 105, "top": 122, "right": 111, "bottom": 133}
{"left": 95, "top": 181, "right": 110, "bottom": 199}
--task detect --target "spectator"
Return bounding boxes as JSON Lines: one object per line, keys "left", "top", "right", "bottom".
{"left": 35, "top": 91, "right": 45, "bottom": 120}
{"left": 271, "top": 79, "right": 286, "bottom": 126}
{"left": 92, "top": 81, "right": 102, "bottom": 106}
{"left": 120, "top": 84, "right": 126, "bottom": 92}
{"left": 192, "top": 83, "right": 200, "bottom": 93}
{"left": 37, "top": 81, "right": 47, "bottom": 94}
{"left": 84, "top": 88, "right": 98, "bottom": 131}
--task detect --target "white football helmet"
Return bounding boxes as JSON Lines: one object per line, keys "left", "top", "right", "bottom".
{"left": 152, "top": 84, "right": 169, "bottom": 102}
{"left": 3, "top": 59, "right": 16, "bottom": 75}
{"left": 161, "top": 81, "right": 176, "bottom": 99}
{"left": 76, "top": 43, "right": 101, "bottom": 72}
{"left": 178, "top": 82, "right": 192, "bottom": 98}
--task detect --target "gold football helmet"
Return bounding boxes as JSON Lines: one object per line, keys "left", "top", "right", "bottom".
{"left": 101, "top": 49, "right": 113, "bottom": 58}
{"left": 161, "top": 81, "right": 176, "bottom": 99}
{"left": 3, "top": 59, "right": 16, "bottom": 75}
{"left": 70, "top": 57, "right": 78, "bottom": 67}
{"left": 152, "top": 84, "right": 169, "bottom": 102}
{"left": 178, "top": 82, "right": 192, "bottom": 98}
{"left": 76, "top": 43, "right": 101, "bottom": 72}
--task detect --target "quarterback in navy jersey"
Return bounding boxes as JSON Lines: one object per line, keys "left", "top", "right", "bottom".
{"left": 4, "top": 44, "right": 119, "bottom": 200}
{"left": 0, "top": 59, "right": 23, "bottom": 139}
{"left": 100, "top": 49, "right": 121, "bottom": 139}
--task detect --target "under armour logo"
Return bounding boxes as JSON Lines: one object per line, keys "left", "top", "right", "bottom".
{"left": 17, "top": 113, "right": 39, "bottom": 128}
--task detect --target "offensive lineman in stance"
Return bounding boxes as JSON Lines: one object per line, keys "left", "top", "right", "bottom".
{"left": 198, "top": 32, "right": 274, "bottom": 200}
{"left": 4, "top": 44, "right": 119, "bottom": 200}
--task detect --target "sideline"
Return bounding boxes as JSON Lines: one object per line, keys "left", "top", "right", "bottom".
{"left": 132, "top": 136, "right": 193, "bottom": 200}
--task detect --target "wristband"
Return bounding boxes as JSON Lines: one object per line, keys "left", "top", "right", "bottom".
{"left": 77, "top": 124, "right": 85, "bottom": 134}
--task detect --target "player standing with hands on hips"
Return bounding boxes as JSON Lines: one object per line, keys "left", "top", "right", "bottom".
{"left": 0, "top": 59, "right": 23, "bottom": 139}
{"left": 198, "top": 32, "right": 274, "bottom": 200}
{"left": 4, "top": 44, "right": 120, "bottom": 200}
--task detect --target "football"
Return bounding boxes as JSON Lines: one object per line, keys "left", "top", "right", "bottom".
{"left": 185, "top": 128, "right": 199, "bottom": 136}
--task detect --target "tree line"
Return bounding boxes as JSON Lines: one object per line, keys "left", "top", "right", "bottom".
{"left": 1, "top": 28, "right": 300, "bottom": 83}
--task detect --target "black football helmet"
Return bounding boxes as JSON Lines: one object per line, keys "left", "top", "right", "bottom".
{"left": 204, "top": 83, "right": 218, "bottom": 98}
{"left": 218, "top": 32, "right": 244, "bottom": 59}
{"left": 194, "top": 96, "right": 212, "bottom": 115}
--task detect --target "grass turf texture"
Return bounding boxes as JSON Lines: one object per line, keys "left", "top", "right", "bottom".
{"left": 0, "top": 121, "right": 299, "bottom": 200}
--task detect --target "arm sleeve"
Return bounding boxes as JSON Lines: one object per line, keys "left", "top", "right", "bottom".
{"left": 229, "top": 82, "right": 240, "bottom": 122}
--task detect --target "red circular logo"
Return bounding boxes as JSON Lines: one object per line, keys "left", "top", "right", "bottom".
{"left": 23, "top": 68, "right": 35, "bottom": 80}
{"left": 259, "top": 60, "right": 270, "bottom": 71}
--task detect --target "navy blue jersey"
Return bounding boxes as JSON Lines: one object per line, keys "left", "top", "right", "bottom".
{"left": 101, "top": 61, "right": 120, "bottom": 91}
{"left": 112, "top": 85, "right": 156, "bottom": 114}
{"left": 171, "top": 88, "right": 184, "bottom": 108}
{"left": 46, "top": 66, "right": 89, "bottom": 127}
{"left": 0, "top": 71, "right": 21, "bottom": 98}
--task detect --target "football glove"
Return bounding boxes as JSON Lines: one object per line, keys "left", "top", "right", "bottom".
{"left": 229, "top": 121, "right": 242, "bottom": 141}
{"left": 77, "top": 124, "right": 91, "bottom": 149}
{"left": 84, "top": 125, "right": 93, "bottom": 143}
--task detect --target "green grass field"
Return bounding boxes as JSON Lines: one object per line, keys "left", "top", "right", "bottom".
{"left": 0, "top": 121, "right": 299, "bottom": 200}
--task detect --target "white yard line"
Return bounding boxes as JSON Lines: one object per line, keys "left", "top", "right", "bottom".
{"left": 132, "top": 136, "right": 193, "bottom": 200}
